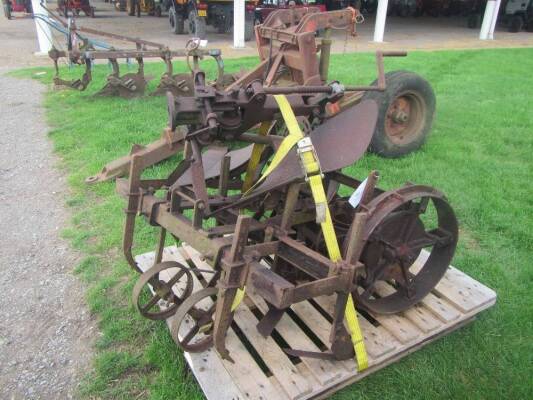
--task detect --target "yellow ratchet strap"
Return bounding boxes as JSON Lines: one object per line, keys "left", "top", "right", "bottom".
{"left": 273, "top": 94, "right": 368, "bottom": 371}
{"left": 231, "top": 288, "right": 246, "bottom": 312}
{"left": 234, "top": 96, "right": 369, "bottom": 371}
{"left": 242, "top": 121, "right": 272, "bottom": 192}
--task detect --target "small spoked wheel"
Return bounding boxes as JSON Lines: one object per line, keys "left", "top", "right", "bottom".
{"left": 132, "top": 261, "right": 193, "bottom": 320}
{"left": 171, "top": 287, "right": 218, "bottom": 353}
{"left": 355, "top": 186, "right": 458, "bottom": 314}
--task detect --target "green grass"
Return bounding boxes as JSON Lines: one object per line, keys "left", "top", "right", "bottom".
{"left": 11, "top": 47, "right": 533, "bottom": 399}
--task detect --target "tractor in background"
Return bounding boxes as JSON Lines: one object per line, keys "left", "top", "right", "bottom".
{"left": 125, "top": 0, "right": 166, "bottom": 17}
{"left": 165, "top": 0, "right": 256, "bottom": 39}
{"left": 2, "top": 0, "right": 32, "bottom": 18}
{"left": 254, "top": 0, "right": 326, "bottom": 24}
{"left": 57, "top": 0, "right": 95, "bottom": 17}
{"left": 503, "top": 0, "right": 533, "bottom": 31}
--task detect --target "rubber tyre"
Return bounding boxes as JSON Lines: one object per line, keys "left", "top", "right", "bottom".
{"left": 399, "top": 6, "right": 410, "bottom": 17}
{"left": 244, "top": 16, "right": 254, "bottom": 41}
{"left": 3, "top": 3, "right": 11, "bottom": 19}
{"left": 363, "top": 71, "right": 436, "bottom": 158}
{"left": 189, "top": 10, "right": 207, "bottom": 39}
{"left": 127, "top": 0, "right": 134, "bottom": 15}
{"left": 509, "top": 15, "right": 524, "bottom": 32}
{"left": 526, "top": 17, "right": 533, "bottom": 32}
{"left": 467, "top": 13, "right": 480, "bottom": 29}
{"left": 169, "top": 7, "right": 184, "bottom": 34}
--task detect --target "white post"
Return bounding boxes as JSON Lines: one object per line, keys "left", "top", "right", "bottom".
{"left": 488, "top": 0, "right": 502, "bottom": 39}
{"left": 479, "top": 0, "right": 497, "bottom": 40}
{"left": 373, "top": 0, "right": 389, "bottom": 43}
{"left": 31, "top": 0, "right": 53, "bottom": 54}
{"left": 233, "top": 0, "right": 245, "bottom": 48}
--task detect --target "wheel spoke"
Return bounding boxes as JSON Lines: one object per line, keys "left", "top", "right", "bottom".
{"left": 359, "top": 259, "right": 389, "bottom": 299}
{"left": 397, "top": 259, "right": 416, "bottom": 298}
{"left": 181, "top": 323, "right": 200, "bottom": 345}
{"left": 359, "top": 281, "right": 377, "bottom": 300}
{"left": 399, "top": 213, "right": 419, "bottom": 242}
{"left": 167, "top": 269, "right": 187, "bottom": 288}
{"left": 406, "top": 228, "right": 453, "bottom": 251}
{"left": 416, "top": 196, "right": 429, "bottom": 214}
{"left": 141, "top": 293, "right": 161, "bottom": 312}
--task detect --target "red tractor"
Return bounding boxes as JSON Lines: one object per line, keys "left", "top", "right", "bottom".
{"left": 254, "top": 0, "right": 326, "bottom": 24}
{"left": 2, "top": 0, "right": 32, "bottom": 19}
{"left": 166, "top": 0, "right": 256, "bottom": 40}
{"left": 57, "top": 0, "right": 95, "bottom": 17}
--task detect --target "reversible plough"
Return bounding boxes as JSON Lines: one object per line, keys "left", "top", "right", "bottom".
{"left": 113, "top": 8, "right": 458, "bottom": 365}
{"left": 44, "top": 6, "right": 228, "bottom": 98}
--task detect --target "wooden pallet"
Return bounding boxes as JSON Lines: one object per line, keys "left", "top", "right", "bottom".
{"left": 136, "top": 245, "right": 496, "bottom": 400}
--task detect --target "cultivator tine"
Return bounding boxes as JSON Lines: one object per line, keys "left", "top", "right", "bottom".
{"left": 49, "top": 47, "right": 92, "bottom": 91}
{"left": 97, "top": 57, "right": 149, "bottom": 98}
{"left": 213, "top": 215, "right": 252, "bottom": 361}
{"left": 153, "top": 55, "right": 193, "bottom": 97}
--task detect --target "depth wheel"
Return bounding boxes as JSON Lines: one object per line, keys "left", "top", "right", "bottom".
{"left": 363, "top": 71, "right": 436, "bottom": 158}
{"left": 354, "top": 185, "right": 458, "bottom": 314}
{"left": 132, "top": 261, "right": 193, "bottom": 320}
{"left": 171, "top": 287, "right": 218, "bottom": 352}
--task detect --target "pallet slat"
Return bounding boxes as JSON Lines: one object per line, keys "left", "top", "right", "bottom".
{"left": 249, "top": 293, "right": 345, "bottom": 387}
{"left": 312, "top": 295, "right": 398, "bottom": 361}
{"left": 233, "top": 306, "right": 313, "bottom": 399}
{"left": 135, "top": 246, "right": 496, "bottom": 400}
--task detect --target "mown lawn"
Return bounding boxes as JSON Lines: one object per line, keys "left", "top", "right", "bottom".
{"left": 11, "top": 47, "right": 532, "bottom": 399}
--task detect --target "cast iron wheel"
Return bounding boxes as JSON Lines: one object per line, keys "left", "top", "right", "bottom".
{"left": 188, "top": 10, "right": 207, "bottom": 39}
{"left": 132, "top": 261, "right": 194, "bottom": 320}
{"left": 171, "top": 287, "right": 218, "bottom": 352}
{"left": 169, "top": 7, "right": 184, "bottom": 34}
{"left": 363, "top": 70, "right": 436, "bottom": 158}
{"left": 509, "top": 15, "right": 524, "bottom": 32}
{"left": 354, "top": 185, "right": 458, "bottom": 314}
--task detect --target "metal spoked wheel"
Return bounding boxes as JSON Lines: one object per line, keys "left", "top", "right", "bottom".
{"left": 354, "top": 185, "right": 458, "bottom": 314}
{"left": 171, "top": 287, "right": 218, "bottom": 352}
{"left": 132, "top": 261, "right": 193, "bottom": 320}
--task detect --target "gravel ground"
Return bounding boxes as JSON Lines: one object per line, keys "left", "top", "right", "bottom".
{"left": 0, "top": 73, "right": 95, "bottom": 400}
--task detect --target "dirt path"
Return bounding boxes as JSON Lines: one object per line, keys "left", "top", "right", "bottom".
{"left": 0, "top": 74, "right": 95, "bottom": 400}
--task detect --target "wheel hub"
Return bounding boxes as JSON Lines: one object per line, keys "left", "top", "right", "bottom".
{"left": 384, "top": 92, "right": 425, "bottom": 144}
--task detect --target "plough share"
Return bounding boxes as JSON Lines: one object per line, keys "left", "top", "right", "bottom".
{"left": 45, "top": 7, "right": 228, "bottom": 98}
